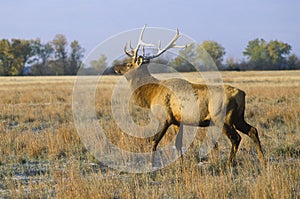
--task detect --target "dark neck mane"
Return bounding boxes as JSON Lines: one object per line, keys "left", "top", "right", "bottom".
{"left": 124, "top": 63, "right": 159, "bottom": 91}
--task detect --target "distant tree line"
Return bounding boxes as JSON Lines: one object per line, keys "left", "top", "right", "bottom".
{"left": 226, "top": 38, "right": 300, "bottom": 71}
{"left": 0, "top": 34, "right": 84, "bottom": 76}
{"left": 170, "top": 39, "right": 300, "bottom": 71}
{"left": 1, "top": 35, "right": 300, "bottom": 76}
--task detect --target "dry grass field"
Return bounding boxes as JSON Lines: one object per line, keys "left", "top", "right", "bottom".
{"left": 0, "top": 71, "right": 299, "bottom": 198}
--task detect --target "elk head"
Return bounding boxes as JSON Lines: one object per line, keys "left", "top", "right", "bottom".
{"left": 114, "top": 25, "right": 189, "bottom": 75}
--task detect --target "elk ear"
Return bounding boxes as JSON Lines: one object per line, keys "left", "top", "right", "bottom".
{"left": 137, "top": 56, "right": 144, "bottom": 66}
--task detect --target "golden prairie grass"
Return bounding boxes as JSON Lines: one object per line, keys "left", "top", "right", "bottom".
{"left": 0, "top": 71, "right": 299, "bottom": 198}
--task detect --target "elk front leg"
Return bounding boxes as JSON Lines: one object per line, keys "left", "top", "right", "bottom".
{"left": 150, "top": 122, "right": 170, "bottom": 167}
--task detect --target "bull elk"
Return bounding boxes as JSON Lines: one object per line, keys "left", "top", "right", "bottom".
{"left": 114, "top": 25, "right": 265, "bottom": 168}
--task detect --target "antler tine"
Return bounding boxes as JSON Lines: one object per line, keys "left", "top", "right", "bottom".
{"left": 135, "top": 24, "right": 155, "bottom": 52}
{"left": 128, "top": 40, "right": 134, "bottom": 50}
{"left": 172, "top": 28, "right": 189, "bottom": 48}
{"left": 157, "top": 40, "right": 162, "bottom": 51}
{"left": 124, "top": 42, "right": 134, "bottom": 57}
{"left": 145, "top": 27, "right": 187, "bottom": 60}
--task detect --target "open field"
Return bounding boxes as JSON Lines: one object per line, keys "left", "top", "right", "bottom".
{"left": 0, "top": 71, "right": 300, "bottom": 198}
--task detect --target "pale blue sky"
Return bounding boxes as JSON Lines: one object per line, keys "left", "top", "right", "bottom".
{"left": 1, "top": 0, "right": 299, "bottom": 60}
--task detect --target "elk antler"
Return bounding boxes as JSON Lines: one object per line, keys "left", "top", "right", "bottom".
{"left": 124, "top": 41, "right": 134, "bottom": 57}
{"left": 124, "top": 25, "right": 155, "bottom": 60}
{"left": 124, "top": 25, "right": 189, "bottom": 65}
{"left": 144, "top": 28, "right": 188, "bottom": 60}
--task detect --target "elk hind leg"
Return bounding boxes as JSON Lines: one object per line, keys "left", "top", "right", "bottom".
{"left": 174, "top": 124, "right": 183, "bottom": 167}
{"left": 234, "top": 119, "right": 266, "bottom": 166}
{"left": 222, "top": 123, "right": 241, "bottom": 167}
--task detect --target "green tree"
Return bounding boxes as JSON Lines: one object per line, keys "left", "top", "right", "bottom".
{"left": 243, "top": 38, "right": 292, "bottom": 70}
{"left": 226, "top": 56, "right": 241, "bottom": 71}
{"left": 88, "top": 54, "right": 107, "bottom": 75}
{"left": 170, "top": 43, "right": 196, "bottom": 72}
{"left": 31, "top": 39, "right": 54, "bottom": 65}
{"left": 200, "top": 41, "right": 226, "bottom": 68}
{"left": 287, "top": 54, "right": 300, "bottom": 70}
{"left": 0, "top": 39, "right": 35, "bottom": 75}
{"left": 30, "top": 39, "right": 54, "bottom": 75}
{"left": 244, "top": 38, "right": 268, "bottom": 69}
{"left": 0, "top": 39, "right": 12, "bottom": 75}
{"left": 51, "top": 34, "right": 68, "bottom": 75}
{"left": 68, "top": 40, "right": 85, "bottom": 75}
{"left": 267, "top": 40, "right": 291, "bottom": 69}
{"left": 170, "top": 42, "right": 225, "bottom": 71}
{"left": 10, "top": 39, "right": 32, "bottom": 75}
